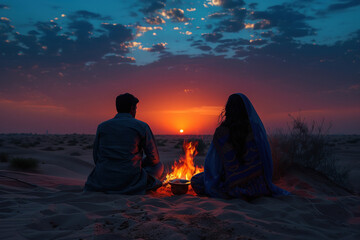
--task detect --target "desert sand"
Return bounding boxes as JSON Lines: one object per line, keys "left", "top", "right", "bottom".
{"left": 0, "top": 134, "right": 359, "bottom": 240}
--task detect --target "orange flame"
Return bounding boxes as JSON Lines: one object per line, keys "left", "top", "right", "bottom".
{"left": 155, "top": 140, "right": 204, "bottom": 196}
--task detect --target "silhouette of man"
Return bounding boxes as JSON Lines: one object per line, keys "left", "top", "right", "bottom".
{"left": 84, "top": 93, "right": 164, "bottom": 194}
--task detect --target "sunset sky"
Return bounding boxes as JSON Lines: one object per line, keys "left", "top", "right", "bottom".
{"left": 0, "top": 0, "right": 359, "bottom": 134}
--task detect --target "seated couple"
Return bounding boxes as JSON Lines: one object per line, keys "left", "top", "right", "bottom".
{"left": 84, "top": 93, "right": 289, "bottom": 198}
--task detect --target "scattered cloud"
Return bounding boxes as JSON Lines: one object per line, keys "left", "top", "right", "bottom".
{"left": 197, "top": 45, "right": 212, "bottom": 51}
{"left": 202, "top": 32, "right": 223, "bottom": 42}
{"left": 144, "top": 16, "right": 166, "bottom": 25}
{"left": 141, "top": 1, "right": 166, "bottom": 15}
{"left": 68, "top": 10, "right": 112, "bottom": 20}
{"left": 0, "top": 98, "right": 67, "bottom": 113}
{"left": 250, "top": 5, "right": 315, "bottom": 38}
{"left": 0, "top": 4, "right": 9, "bottom": 9}
{"left": 140, "top": 42, "right": 167, "bottom": 52}
{"left": 160, "top": 8, "right": 189, "bottom": 22}
{"left": 328, "top": 0, "right": 360, "bottom": 11}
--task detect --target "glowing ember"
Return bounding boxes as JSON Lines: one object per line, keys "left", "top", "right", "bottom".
{"left": 156, "top": 140, "right": 204, "bottom": 195}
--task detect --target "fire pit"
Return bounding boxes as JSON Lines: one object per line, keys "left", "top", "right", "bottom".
{"left": 155, "top": 140, "right": 204, "bottom": 196}
{"left": 169, "top": 179, "right": 191, "bottom": 195}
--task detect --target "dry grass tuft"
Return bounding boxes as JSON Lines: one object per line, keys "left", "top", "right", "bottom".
{"left": 270, "top": 115, "right": 349, "bottom": 186}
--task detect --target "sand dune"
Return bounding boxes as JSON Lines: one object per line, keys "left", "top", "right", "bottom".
{"left": 0, "top": 134, "right": 359, "bottom": 239}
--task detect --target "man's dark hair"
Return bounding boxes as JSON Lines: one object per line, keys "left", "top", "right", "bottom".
{"left": 116, "top": 93, "right": 139, "bottom": 113}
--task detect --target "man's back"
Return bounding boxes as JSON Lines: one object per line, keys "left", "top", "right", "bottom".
{"left": 84, "top": 113, "right": 160, "bottom": 194}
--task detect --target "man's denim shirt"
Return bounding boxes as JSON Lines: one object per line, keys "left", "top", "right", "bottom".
{"left": 84, "top": 113, "right": 159, "bottom": 194}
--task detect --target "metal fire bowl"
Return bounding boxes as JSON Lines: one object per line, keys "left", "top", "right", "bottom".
{"left": 169, "top": 179, "right": 191, "bottom": 195}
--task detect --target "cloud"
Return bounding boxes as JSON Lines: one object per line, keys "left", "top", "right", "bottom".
{"left": 144, "top": 16, "right": 166, "bottom": 25}
{"left": 103, "top": 54, "right": 136, "bottom": 63}
{"left": 0, "top": 17, "right": 14, "bottom": 40}
{"left": 69, "top": 10, "right": 112, "bottom": 20}
{"left": 14, "top": 33, "right": 41, "bottom": 56}
{"left": 68, "top": 20, "right": 94, "bottom": 39}
{"left": 0, "top": 4, "right": 9, "bottom": 9}
{"left": 202, "top": 32, "right": 223, "bottom": 42}
{"left": 216, "top": 19, "right": 245, "bottom": 32}
{"left": 140, "top": 1, "right": 166, "bottom": 15}
{"left": 161, "top": 8, "right": 189, "bottom": 22}
{"left": 248, "top": 3, "right": 258, "bottom": 9}
{"left": 250, "top": 5, "right": 315, "bottom": 38}
{"left": 328, "top": 0, "right": 360, "bottom": 11}
{"left": 0, "top": 98, "right": 67, "bottom": 113}
{"left": 0, "top": 14, "right": 136, "bottom": 69}
{"left": 142, "top": 42, "right": 167, "bottom": 52}
{"left": 214, "top": 8, "right": 247, "bottom": 32}
{"left": 197, "top": 45, "right": 212, "bottom": 51}
{"left": 214, "top": 0, "right": 245, "bottom": 9}
{"left": 208, "top": 12, "right": 228, "bottom": 19}
{"left": 101, "top": 23, "right": 133, "bottom": 43}
{"left": 249, "top": 39, "right": 267, "bottom": 45}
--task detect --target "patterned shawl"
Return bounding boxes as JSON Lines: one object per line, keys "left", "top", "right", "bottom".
{"left": 203, "top": 93, "right": 290, "bottom": 198}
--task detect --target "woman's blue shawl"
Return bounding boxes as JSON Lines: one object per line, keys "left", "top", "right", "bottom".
{"left": 203, "top": 93, "right": 290, "bottom": 197}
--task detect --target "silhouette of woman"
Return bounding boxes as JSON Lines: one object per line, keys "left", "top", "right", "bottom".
{"left": 191, "top": 93, "right": 289, "bottom": 199}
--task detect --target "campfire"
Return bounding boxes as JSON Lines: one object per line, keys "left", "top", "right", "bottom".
{"left": 156, "top": 140, "right": 204, "bottom": 196}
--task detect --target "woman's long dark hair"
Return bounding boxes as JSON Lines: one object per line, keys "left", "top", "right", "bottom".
{"left": 219, "top": 94, "right": 250, "bottom": 160}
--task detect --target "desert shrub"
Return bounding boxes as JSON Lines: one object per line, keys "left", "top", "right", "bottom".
{"left": 174, "top": 139, "right": 183, "bottom": 149}
{"left": 269, "top": 115, "right": 348, "bottom": 186}
{"left": 0, "top": 152, "right": 9, "bottom": 162}
{"left": 156, "top": 139, "right": 167, "bottom": 146}
{"left": 10, "top": 157, "right": 39, "bottom": 170}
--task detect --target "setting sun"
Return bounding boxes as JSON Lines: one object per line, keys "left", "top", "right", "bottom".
{"left": 179, "top": 129, "right": 184, "bottom": 133}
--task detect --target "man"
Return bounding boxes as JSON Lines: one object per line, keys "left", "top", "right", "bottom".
{"left": 84, "top": 93, "right": 164, "bottom": 194}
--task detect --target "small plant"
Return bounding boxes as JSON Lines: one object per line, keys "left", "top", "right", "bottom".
{"left": 10, "top": 157, "right": 39, "bottom": 170}
{"left": 269, "top": 115, "right": 349, "bottom": 186}
{"left": 0, "top": 152, "right": 9, "bottom": 162}
{"left": 174, "top": 139, "right": 183, "bottom": 149}
{"left": 156, "top": 139, "right": 167, "bottom": 146}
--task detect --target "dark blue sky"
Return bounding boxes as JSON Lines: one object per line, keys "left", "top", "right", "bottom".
{"left": 0, "top": 0, "right": 359, "bottom": 134}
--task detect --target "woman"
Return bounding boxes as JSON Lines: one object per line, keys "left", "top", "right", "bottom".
{"left": 191, "top": 93, "right": 289, "bottom": 199}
